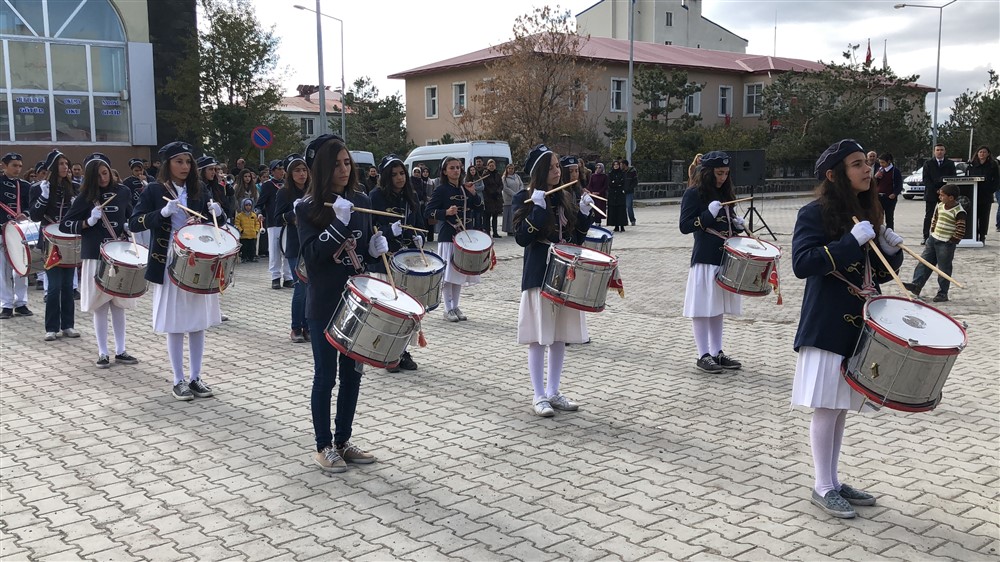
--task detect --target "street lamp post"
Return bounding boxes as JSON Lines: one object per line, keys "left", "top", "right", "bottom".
{"left": 894, "top": 0, "right": 957, "bottom": 149}
{"left": 293, "top": 3, "right": 347, "bottom": 140}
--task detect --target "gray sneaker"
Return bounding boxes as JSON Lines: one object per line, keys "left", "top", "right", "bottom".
{"left": 533, "top": 398, "right": 555, "bottom": 417}
{"left": 444, "top": 309, "right": 460, "bottom": 322}
{"left": 454, "top": 307, "right": 468, "bottom": 321}
{"left": 838, "top": 484, "right": 876, "bottom": 506}
{"left": 548, "top": 393, "right": 579, "bottom": 411}
{"left": 172, "top": 382, "right": 194, "bottom": 401}
{"left": 62, "top": 328, "right": 80, "bottom": 338}
{"left": 189, "top": 379, "right": 213, "bottom": 398}
{"left": 314, "top": 446, "right": 347, "bottom": 473}
{"left": 811, "top": 489, "right": 856, "bottom": 518}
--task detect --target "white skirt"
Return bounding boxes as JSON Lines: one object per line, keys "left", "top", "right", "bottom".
{"left": 80, "top": 259, "right": 139, "bottom": 312}
{"left": 683, "top": 263, "right": 742, "bottom": 318}
{"left": 436, "top": 241, "right": 481, "bottom": 286}
{"left": 151, "top": 245, "right": 222, "bottom": 334}
{"left": 791, "top": 347, "right": 867, "bottom": 411}
{"left": 517, "top": 287, "right": 588, "bottom": 345}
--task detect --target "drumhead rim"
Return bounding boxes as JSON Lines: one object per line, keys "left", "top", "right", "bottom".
{"left": 391, "top": 249, "right": 446, "bottom": 275}
{"left": 173, "top": 224, "right": 240, "bottom": 256}
{"left": 551, "top": 243, "right": 618, "bottom": 266}
{"left": 42, "top": 223, "right": 80, "bottom": 240}
{"left": 347, "top": 275, "right": 426, "bottom": 317}
{"left": 863, "top": 295, "right": 967, "bottom": 355}
{"left": 100, "top": 240, "right": 149, "bottom": 265}
{"left": 724, "top": 236, "right": 782, "bottom": 258}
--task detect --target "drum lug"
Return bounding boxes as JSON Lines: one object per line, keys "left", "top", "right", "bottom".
{"left": 870, "top": 362, "right": 880, "bottom": 379}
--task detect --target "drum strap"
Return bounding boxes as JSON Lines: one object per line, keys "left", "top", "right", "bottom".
{"left": 100, "top": 210, "right": 119, "bottom": 241}
{"left": 830, "top": 252, "right": 878, "bottom": 300}
{"left": 332, "top": 237, "right": 364, "bottom": 273}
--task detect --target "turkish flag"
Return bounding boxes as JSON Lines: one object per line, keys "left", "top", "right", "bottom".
{"left": 45, "top": 245, "right": 62, "bottom": 269}
{"left": 608, "top": 266, "right": 624, "bottom": 298}
{"left": 768, "top": 266, "right": 783, "bottom": 305}
{"left": 865, "top": 40, "right": 872, "bottom": 66}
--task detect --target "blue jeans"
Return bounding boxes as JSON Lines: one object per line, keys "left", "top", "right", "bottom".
{"left": 44, "top": 266, "right": 75, "bottom": 333}
{"left": 625, "top": 193, "right": 636, "bottom": 224}
{"left": 287, "top": 257, "right": 307, "bottom": 330}
{"left": 912, "top": 238, "right": 956, "bottom": 296}
{"left": 307, "top": 317, "right": 362, "bottom": 452}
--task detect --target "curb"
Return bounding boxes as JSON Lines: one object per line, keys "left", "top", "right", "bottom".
{"left": 635, "top": 191, "right": 814, "bottom": 207}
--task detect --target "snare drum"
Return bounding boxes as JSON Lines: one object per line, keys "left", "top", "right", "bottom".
{"left": 451, "top": 229, "right": 493, "bottom": 275}
{"left": 95, "top": 241, "right": 149, "bottom": 298}
{"left": 541, "top": 244, "right": 618, "bottom": 312}
{"left": 325, "top": 275, "right": 426, "bottom": 369}
{"left": 390, "top": 249, "right": 445, "bottom": 311}
{"left": 581, "top": 226, "right": 614, "bottom": 254}
{"left": 716, "top": 236, "right": 781, "bottom": 296}
{"left": 843, "top": 295, "right": 967, "bottom": 412}
{"left": 168, "top": 224, "right": 240, "bottom": 294}
{"left": 42, "top": 223, "right": 81, "bottom": 268}
{"left": 3, "top": 220, "right": 44, "bottom": 275}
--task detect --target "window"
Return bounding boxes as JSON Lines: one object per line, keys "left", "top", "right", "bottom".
{"left": 876, "top": 97, "right": 889, "bottom": 111}
{"left": 664, "top": 41, "right": 672, "bottom": 46}
{"left": 452, "top": 83, "right": 466, "bottom": 115}
{"left": 425, "top": 86, "right": 438, "bottom": 118}
{"left": 611, "top": 78, "right": 626, "bottom": 112}
{"left": 744, "top": 83, "right": 763, "bottom": 116}
{"left": 665, "top": 12, "right": 673, "bottom": 26}
{"left": 685, "top": 91, "right": 701, "bottom": 116}
{"left": 300, "top": 118, "right": 314, "bottom": 136}
{"left": 718, "top": 86, "right": 732, "bottom": 116}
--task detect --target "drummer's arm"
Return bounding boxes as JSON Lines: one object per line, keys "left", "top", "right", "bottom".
{"left": 27, "top": 184, "right": 47, "bottom": 222}
{"left": 678, "top": 189, "right": 711, "bottom": 234}
{"left": 128, "top": 185, "right": 163, "bottom": 233}
{"left": 514, "top": 204, "right": 549, "bottom": 248}
{"left": 59, "top": 196, "right": 90, "bottom": 234}
{"left": 296, "top": 202, "right": 352, "bottom": 266}
{"left": 425, "top": 186, "right": 447, "bottom": 222}
{"left": 791, "top": 206, "right": 863, "bottom": 279}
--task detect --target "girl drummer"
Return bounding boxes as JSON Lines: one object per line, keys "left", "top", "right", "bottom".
{"left": 512, "top": 145, "right": 595, "bottom": 417}
{"left": 297, "top": 134, "right": 387, "bottom": 472}
{"left": 274, "top": 153, "right": 310, "bottom": 343}
{"left": 60, "top": 153, "right": 140, "bottom": 368}
{"left": 129, "top": 142, "right": 226, "bottom": 401}
{"left": 791, "top": 139, "right": 903, "bottom": 519}
{"left": 678, "top": 151, "right": 746, "bottom": 373}
{"left": 425, "top": 156, "right": 484, "bottom": 322}
{"left": 369, "top": 154, "right": 424, "bottom": 372}
{"left": 29, "top": 150, "right": 79, "bottom": 342}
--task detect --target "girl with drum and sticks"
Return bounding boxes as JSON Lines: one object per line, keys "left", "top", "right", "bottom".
{"left": 791, "top": 139, "right": 904, "bottom": 519}
{"left": 274, "top": 153, "right": 310, "bottom": 343}
{"left": 297, "top": 134, "right": 388, "bottom": 472}
{"left": 512, "top": 145, "right": 596, "bottom": 417}
{"left": 29, "top": 150, "right": 79, "bottom": 341}
{"left": 60, "top": 153, "right": 140, "bottom": 368}
{"left": 678, "top": 151, "right": 747, "bottom": 374}
{"left": 369, "top": 154, "right": 424, "bottom": 372}
{"left": 129, "top": 141, "right": 226, "bottom": 401}
{"left": 426, "top": 157, "right": 484, "bottom": 322}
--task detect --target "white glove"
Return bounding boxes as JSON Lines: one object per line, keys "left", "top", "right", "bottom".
{"left": 209, "top": 201, "right": 223, "bottom": 218}
{"left": 731, "top": 216, "right": 746, "bottom": 230}
{"left": 161, "top": 198, "right": 180, "bottom": 218}
{"left": 332, "top": 197, "right": 353, "bottom": 226}
{"left": 878, "top": 225, "right": 903, "bottom": 255}
{"left": 851, "top": 221, "right": 876, "bottom": 246}
{"left": 708, "top": 200, "right": 723, "bottom": 217}
{"left": 86, "top": 206, "right": 103, "bottom": 227}
{"left": 293, "top": 198, "right": 303, "bottom": 208}
{"left": 579, "top": 194, "right": 594, "bottom": 215}
{"left": 39, "top": 180, "right": 50, "bottom": 199}
{"left": 368, "top": 231, "right": 389, "bottom": 257}
{"left": 530, "top": 189, "right": 546, "bottom": 210}
{"left": 412, "top": 234, "right": 424, "bottom": 248}
{"left": 391, "top": 220, "right": 403, "bottom": 237}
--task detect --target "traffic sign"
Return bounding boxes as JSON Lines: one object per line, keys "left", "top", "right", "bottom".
{"left": 251, "top": 125, "right": 273, "bottom": 150}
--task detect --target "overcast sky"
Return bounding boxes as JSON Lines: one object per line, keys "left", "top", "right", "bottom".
{"left": 256, "top": 0, "right": 999, "bottom": 125}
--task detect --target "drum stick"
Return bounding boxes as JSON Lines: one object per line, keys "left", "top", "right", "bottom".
{"left": 209, "top": 198, "right": 221, "bottom": 246}
{"left": 130, "top": 232, "right": 140, "bottom": 256}
{"left": 544, "top": 181, "right": 578, "bottom": 196}
{"left": 590, "top": 205, "right": 607, "bottom": 218}
{"left": 323, "top": 202, "right": 405, "bottom": 220}
{"left": 373, "top": 226, "right": 397, "bottom": 299}
{"left": 416, "top": 243, "right": 429, "bottom": 267}
{"left": 161, "top": 196, "right": 208, "bottom": 220}
{"left": 584, "top": 191, "right": 608, "bottom": 202}
{"left": 852, "top": 217, "right": 911, "bottom": 299}
{"left": 898, "top": 243, "right": 964, "bottom": 288}
{"left": 96, "top": 193, "right": 116, "bottom": 210}
{"left": 723, "top": 196, "right": 753, "bottom": 206}
{"left": 402, "top": 224, "right": 428, "bottom": 233}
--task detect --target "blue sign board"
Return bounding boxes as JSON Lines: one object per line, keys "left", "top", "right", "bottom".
{"left": 251, "top": 125, "right": 273, "bottom": 149}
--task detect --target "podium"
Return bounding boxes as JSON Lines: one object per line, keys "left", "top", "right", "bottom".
{"left": 943, "top": 176, "right": 985, "bottom": 248}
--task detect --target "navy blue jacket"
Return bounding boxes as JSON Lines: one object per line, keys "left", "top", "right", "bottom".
{"left": 513, "top": 190, "right": 593, "bottom": 291}
{"left": 296, "top": 193, "right": 377, "bottom": 322}
{"left": 368, "top": 186, "right": 424, "bottom": 274}
{"left": 1, "top": 173, "right": 30, "bottom": 225}
{"left": 678, "top": 187, "right": 743, "bottom": 266}
{"left": 256, "top": 179, "right": 283, "bottom": 227}
{"left": 274, "top": 182, "right": 307, "bottom": 260}
{"left": 60, "top": 184, "right": 133, "bottom": 260}
{"left": 122, "top": 175, "right": 152, "bottom": 207}
{"left": 425, "top": 181, "right": 483, "bottom": 242}
{"left": 791, "top": 200, "right": 904, "bottom": 357}
{"left": 29, "top": 180, "right": 79, "bottom": 225}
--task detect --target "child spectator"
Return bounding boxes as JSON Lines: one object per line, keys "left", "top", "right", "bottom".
{"left": 235, "top": 198, "right": 260, "bottom": 263}
{"left": 903, "top": 183, "right": 965, "bottom": 302}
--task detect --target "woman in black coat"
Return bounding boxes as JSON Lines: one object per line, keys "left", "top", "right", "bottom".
{"left": 967, "top": 145, "right": 999, "bottom": 242}
{"left": 606, "top": 160, "right": 628, "bottom": 231}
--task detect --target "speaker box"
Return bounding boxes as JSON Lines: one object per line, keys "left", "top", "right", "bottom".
{"left": 723, "top": 149, "right": 766, "bottom": 187}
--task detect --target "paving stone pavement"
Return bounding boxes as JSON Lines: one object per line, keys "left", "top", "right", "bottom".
{"left": 1, "top": 196, "right": 997, "bottom": 561}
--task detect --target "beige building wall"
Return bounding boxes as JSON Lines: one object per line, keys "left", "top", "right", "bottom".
{"left": 110, "top": 0, "right": 150, "bottom": 43}
{"left": 577, "top": 0, "right": 747, "bottom": 53}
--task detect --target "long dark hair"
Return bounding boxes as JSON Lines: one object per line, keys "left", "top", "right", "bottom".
{"left": 286, "top": 160, "right": 310, "bottom": 197}
{"left": 304, "top": 138, "right": 361, "bottom": 228}
{"left": 378, "top": 161, "right": 418, "bottom": 210}
{"left": 817, "top": 161, "right": 883, "bottom": 238}
{"left": 693, "top": 165, "right": 736, "bottom": 205}
{"left": 234, "top": 169, "right": 256, "bottom": 203}
{"left": 79, "top": 161, "right": 112, "bottom": 204}
{"left": 157, "top": 154, "right": 200, "bottom": 200}
{"left": 512, "top": 152, "right": 577, "bottom": 239}
{"left": 439, "top": 157, "right": 462, "bottom": 185}
{"left": 47, "top": 154, "right": 76, "bottom": 207}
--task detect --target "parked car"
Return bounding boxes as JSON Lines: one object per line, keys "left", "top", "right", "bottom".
{"left": 901, "top": 161, "right": 967, "bottom": 200}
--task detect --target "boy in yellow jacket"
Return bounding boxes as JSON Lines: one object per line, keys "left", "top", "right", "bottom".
{"left": 235, "top": 198, "right": 260, "bottom": 263}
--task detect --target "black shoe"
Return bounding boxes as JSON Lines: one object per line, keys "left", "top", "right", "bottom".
{"left": 96, "top": 355, "right": 111, "bottom": 369}
{"left": 290, "top": 328, "right": 305, "bottom": 343}
{"left": 303, "top": 328, "right": 311, "bottom": 342}
{"left": 36, "top": 280, "right": 44, "bottom": 290}
{"left": 631, "top": 221, "right": 636, "bottom": 226}
{"left": 189, "top": 379, "right": 214, "bottom": 398}
{"left": 172, "top": 382, "right": 194, "bottom": 401}
{"left": 715, "top": 351, "right": 742, "bottom": 370}
{"left": 398, "top": 352, "right": 418, "bottom": 371}
{"left": 13, "top": 306, "right": 33, "bottom": 316}
{"left": 932, "top": 293, "right": 948, "bottom": 302}
{"left": 837, "top": 484, "right": 876, "bottom": 506}
{"left": 73, "top": 289, "right": 81, "bottom": 300}
{"left": 0, "top": 308, "right": 12, "bottom": 320}
{"left": 902, "top": 282, "right": 921, "bottom": 296}
{"left": 920, "top": 238, "right": 927, "bottom": 245}
{"left": 696, "top": 354, "right": 724, "bottom": 373}
{"left": 114, "top": 352, "right": 139, "bottom": 365}
{"left": 493, "top": 233, "right": 502, "bottom": 238}
{"left": 272, "top": 279, "right": 282, "bottom": 289}
{"left": 283, "top": 279, "right": 294, "bottom": 288}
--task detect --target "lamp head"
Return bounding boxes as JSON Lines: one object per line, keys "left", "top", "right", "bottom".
{"left": 293, "top": 4, "right": 306, "bottom": 10}
{"left": 893, "top": 3, "right": 906, "bottom": 7}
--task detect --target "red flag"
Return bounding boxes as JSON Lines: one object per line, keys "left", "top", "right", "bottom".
{"left": 44, "top": 245, "right": 62, "bottom": 269}
{"left": 489, "top": 248, "right": 497, "bottom": 270}
{"left": 768, "top": 266, "right": 783, "bottom": 305}
{"left": 865, "top": 39, "right": 872, "bottom": 66}
{"left": 608, "top": 266, "right": 624, "bottom": 298}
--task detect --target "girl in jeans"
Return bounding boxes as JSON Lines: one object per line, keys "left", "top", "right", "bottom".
{"left": 275, "top": 153, "right": 310, "bottom": 343}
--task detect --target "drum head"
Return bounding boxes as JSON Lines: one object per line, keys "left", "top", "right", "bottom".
{"left": 392, "top": 249, "right": 445, "bottom": 274}
{"left": 350, "top": 275, "right": 425, "bottom": 315}
{"left": 103, "top": 241, "right": 148, "bottom": 265}
{"left": 454, "top": 229, "right": 492, "bottom": 251}
{"left": 4, "top": 221, "right": 32, "bottom": 273}
{"left": 176, "top": 224, "right": 239, "bottom": 253}
{"left": 552, "top": 243, "right": 615, "bottom": 265}
{"left": 725, "top": 236, "right": 781, "bottom": 258}
{"left": 866, "top": 296, "right": 966, "bottom": 349}
{"left": 586, "top": 226, "right": 613, "bottom": 241}
{"left": 43, "top": 223, "right": 76, "bottom": 240}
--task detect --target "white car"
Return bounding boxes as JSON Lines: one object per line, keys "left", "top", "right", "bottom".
{"left": 901, "top": 162, "right": 967, "bottom": 200}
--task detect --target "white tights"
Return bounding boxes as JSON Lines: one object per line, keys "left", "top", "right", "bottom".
{"left": 441, "top": 282, "right": 462, "bottom": 312}
{"left": 811, "top": 408, "right": 847, "bottom": 495}
{"left": 92, "top": 303, "right": 126, "bottom": 356}
{"left": 528, "top": 342, "right": 566, "bottom": 401}
{"left": 166, "top": 331, "right": 205, "bottom": 385}
{"left": 691, "top": 315, "right": 724, "bottom": 357}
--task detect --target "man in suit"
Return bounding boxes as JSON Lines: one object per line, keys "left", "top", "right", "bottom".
{"left": 921, "top": 144, "right": 957, "bottom": 243}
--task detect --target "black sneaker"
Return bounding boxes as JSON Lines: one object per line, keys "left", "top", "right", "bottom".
{"left": 114, "top": 352, "right": 139, "bottom": 365}
{"left": 283, "top": 279, "right": 294, "bottom": 288}
{"left": 696, "top": 353, "right": 724, "bottom": 373}
{"left": 96, "top": 355, "right": 111, "bottom": 368}
{"left": 36, "top": 280, "right": 44, "bottom": 290}
{"left": 303, "top": 328, "right": 311, "bottom": 342}
{"left": 0, "top": 308, "right": 12, "bottom": 320}
{"left": 172, "top": 382, "right": 194, "bottom": 401}
{"left": 290, "top": 328, "right": 305, "bottom": 343}
{"left": 13, "top": 306, "right": 33, "bottom": 317}
{"left": 932, "top": 293, "right": 948, "bottom": 302}
{"left": 73, "top": 289, "right": 81, "bottom": 300}
{"left": 397, "top": 352, "right": 418, "bottom": 371}
{"left": 902, "top": 282, "right": 921, "bottom": 296}
{"left": 189, "top": 379, "right": 213, "bottom": 398}
{"left": 271, "top": 278, "right": 281, "bottom": 289}
{"left": 811, "top": 489, "right": 856, "bottom": 519}
{"left": 715, "top": 351, "right": 742, "bottom": 370}
{"left": 837, "top": 484, "right": 876, "bottom": 506}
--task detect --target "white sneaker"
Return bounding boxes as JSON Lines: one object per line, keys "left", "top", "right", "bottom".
{"left": 443, "top": 310, "right": 460, "bottom": 322}
{"left": 454, "top": 307, "right": 468, "bottom": 321}
{"left": 533, "top": 398, "right": 555, "bottom": 417}
{"left": 62, "top": 328, "right": 80, "bottom": 338}
{"left": 548, "top": 393, "right": 579, "bottom": 411}
{"left": 44, "top": 332, "right": 58, "bottom": 341}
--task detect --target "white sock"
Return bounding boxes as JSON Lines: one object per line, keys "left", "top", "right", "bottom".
{"left": 73, "top": 269, "right": 79, "bottom": 290}
{"left": 528, "top": 343, "right": 546, "bottom": 401}
{"left": 546, "top": 342, "right": 565, "bottom": 397}
{"left": 189, "top": 330, "right": 205, "bottom": 381}
{"left": 167, "top": 332, "right": 185, "bottom": 384}
{"left": 831, "top": 409, "right": 847, "bottom": 491}
{"left": 93, "top": 303, "right": 110, "bottom": 356}
{"left": 708, "top": 314, "right": 724, "bottom": 355}
{"left": 691, "top": 317, "right": 711, "bottom": 357}
{"left": 811, "top": 408, "right": 845, "bottom": 496}
{"left": 110, "top": 306, "right": 126, "bottom": 355}
{"left": 442, "top": 282, "right": 456, "bottom": 311}
{"left": 450, "top": 283, "right": 462, "bottom": 310}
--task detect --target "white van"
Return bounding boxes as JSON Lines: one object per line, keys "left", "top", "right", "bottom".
{"left": 404, "top": 141, "right": 513, "bottom": 178}
{"left": 349, "top": 150, "right": 375, "bottom": 173}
